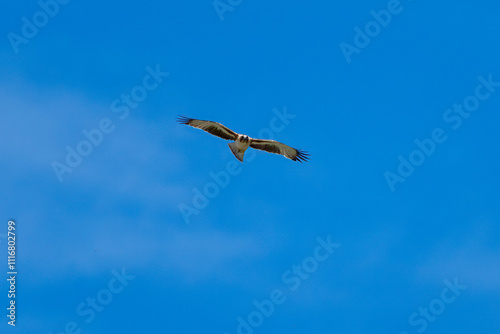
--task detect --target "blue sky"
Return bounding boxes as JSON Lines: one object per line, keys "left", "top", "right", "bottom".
{"left": 1, "top": 0, "right": 499, "bottom": 333}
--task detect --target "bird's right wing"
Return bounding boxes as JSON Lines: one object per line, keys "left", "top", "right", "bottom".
{"left": 177, "top": 116, "right": 239, "bottom": 141}
{"left": 250, "top": 139, "right": 310, "bottom": 162}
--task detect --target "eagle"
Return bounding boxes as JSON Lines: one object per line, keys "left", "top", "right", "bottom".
{"left": 177, "top": 116, "right": 309, "bottom": 162}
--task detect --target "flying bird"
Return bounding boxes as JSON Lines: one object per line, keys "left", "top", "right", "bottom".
{"left": 177, "top": 116, "right": 309, "bottom": 162}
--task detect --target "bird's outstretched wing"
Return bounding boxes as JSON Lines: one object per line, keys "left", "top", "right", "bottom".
{"left": 177, "top": 116, "right": 239, "bottom": 141}
{"left": 250, "top": 139, "right": 310, "bottom": 162}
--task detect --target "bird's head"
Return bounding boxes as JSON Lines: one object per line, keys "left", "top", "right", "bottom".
{"left": 241, "top": 135, "right": 249, "bottom": 142}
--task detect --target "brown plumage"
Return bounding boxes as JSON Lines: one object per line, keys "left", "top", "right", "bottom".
{"left": 177, "top": 115, "right": 309, "bottom": 162}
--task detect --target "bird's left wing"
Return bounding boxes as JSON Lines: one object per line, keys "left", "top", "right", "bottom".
{"left": 250, "top": 139, "right": 310, "bottom": 162}
{"left": 177, "top": 116, "right": 239, "bottom": 141}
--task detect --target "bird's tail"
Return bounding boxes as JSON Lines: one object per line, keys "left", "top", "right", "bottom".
{"left": 228, "top": 142, "right": 245, "bottom": 162}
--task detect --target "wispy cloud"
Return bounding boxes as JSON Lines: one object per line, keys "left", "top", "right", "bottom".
{"left": 415, "top": 221, "right": 500, "bottom": 292}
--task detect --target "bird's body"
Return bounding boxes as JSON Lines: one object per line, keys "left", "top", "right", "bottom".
{"left": 228, "top": 135, "right": 251, "bottom": 162}
{"left": 177, "top": 116, "right": 309, "bottom": 162}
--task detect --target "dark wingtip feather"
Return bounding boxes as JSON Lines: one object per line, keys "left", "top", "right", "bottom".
{"left": 176, "top": 115, "right": 192, "bottom": 125}
{"left": 294, "top": 149, "right": 310, "bottom": 162}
